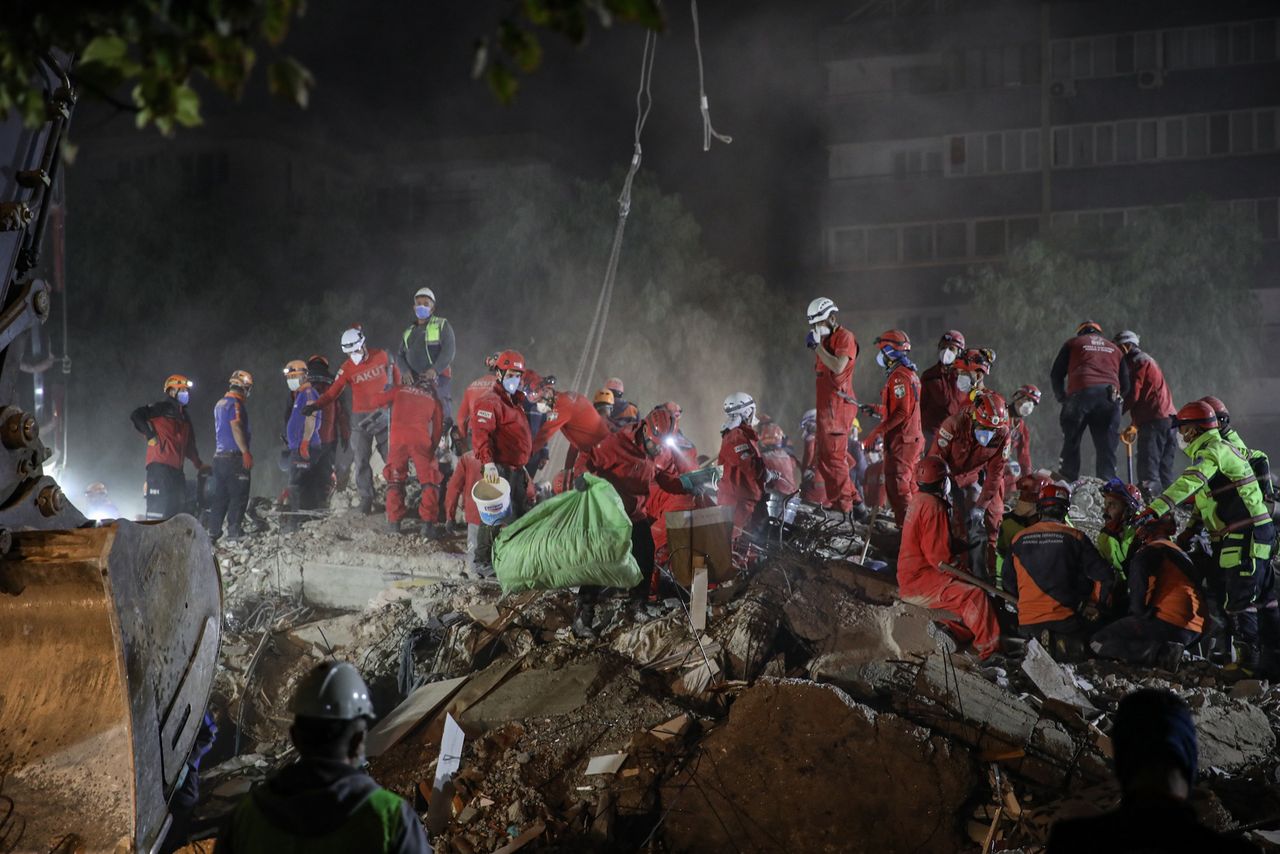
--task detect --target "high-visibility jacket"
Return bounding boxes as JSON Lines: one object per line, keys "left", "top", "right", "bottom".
{"left": 1096, "top": 523, "right": 1136, "bottom": 579}
{"left": 1010, "top": 519, "right": 1114, "bottom": 626}
{"left": 399, "top": 316, "right": 454, "bottom": 378}
{"left": 1127, "top": 539, "right": 1204, "bottom": 634}
{"left": 1150, "top": 429, "right": 1270, "bottom": 536}
{"left": 1221, "top": 426, "right": 1275, "bottom": 503}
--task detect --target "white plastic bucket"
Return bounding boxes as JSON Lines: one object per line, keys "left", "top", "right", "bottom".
{"left": 472, "top": 477, "right": 512, "bottom": 525}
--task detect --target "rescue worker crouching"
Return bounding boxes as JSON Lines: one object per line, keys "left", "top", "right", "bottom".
{"left": 369, "top": 373, "right": 445, "bottom": 537}
{"left": 130, "top": 373, "right": 209, "bottom": 520}
{"left": 472, "top": 350, "right": 533, "bottom": 575}
{"left": 398, "top": 287, "right": 456, "bottom": 419}
{"left": 994, "top": 471, "right": 1052, "bottom": 597}
{"left": 805, "top": 297, "right": 867, "bottom": 522}
{"left": 209, "top": 370, "right": 254, "bottom": 542}
{"left": 898, "top": 456, "right": 1003, "bottom": 660}
{"left": 1135, "top": 400, "right": 1278, "bottom": 676}
{"left": 759, "top": 422, "right": 801, "bottom": 496}
{"left": 1009, "top": 482, "right": 1115, "bottom": 662}
{"left": 283, "top": 360, "right": 324, "bottom": 532}
{"left": 216, "top": 661, "right": 431, "bottom": 853}
{"left": 861, "top": 329, "right": 923, "bottom": 527}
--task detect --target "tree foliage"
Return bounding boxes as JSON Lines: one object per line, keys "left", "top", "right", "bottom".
{"left": 950, "top": 198, "right": 1264, "bottom": 465}
{"left": 4, "top": 0, "right": 664, "bottom": 134}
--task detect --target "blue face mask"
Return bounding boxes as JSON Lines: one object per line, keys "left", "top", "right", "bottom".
{"left": 414, "top": 304, "right": 432, "bottom": 320}
{"left": 974, "top": 428, "right": 995, "bottom": 447}
{"left": 176, "top": 390, "right": 190, "bottom": 406}
{"left": 502, "top": 376, "right": 521, "bottom": 395}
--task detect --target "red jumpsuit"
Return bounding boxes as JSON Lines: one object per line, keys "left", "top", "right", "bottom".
{"left": 762, "top": 448, "right": 801, "bottom": 496}
{"left": 455, "top": 374, "right": 496, "bottom": 437}
{"left": 1003, "top": 417, "right": 1032, "bottom": 496}
{"left": 532, "top": 390, "right": 612, "bottom": 477}
{"left": 369, "top": 384, "right": 444, "bottom": 523}
{"left": 863, "top": 363, "right": 923, "bottom": 526}
{"left": 586, "top": 424, "right": 685, "bottom": 521}
{"left": 813, "top": 325, "right": 862, "bottom": 511}
{"left": 898, "top": 491, "right": 1001, "bottom": 658}
{"left": 312, "top": 348, "right": 400, "bottom": 416}
{"left": 919, "top": 362, "right": 967, "bottom": 438}
{"left": 648, "top": 442, "right": 701, "bottom": 564}
{"left": 931, "top": 409, "right": 1010, "bottom": 566}
{"left": 800, "top": 433, "right": 827, "bottom": 505}
{"left": 718, "top": 423, "right": 767, "bottom": 535}
{"left": 445, "top": 450, "right": 483, "bottom": 525}
{"left": 472, "top": 383, "right": 533, "bottom": 469}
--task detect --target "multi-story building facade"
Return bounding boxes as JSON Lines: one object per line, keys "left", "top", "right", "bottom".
{"left": 819, "top": 0, "right": 1280, "bottom": 434}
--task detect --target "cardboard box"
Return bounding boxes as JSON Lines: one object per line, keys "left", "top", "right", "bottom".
{"left": 664, "top": 505, "right": 736, "bottom": 586}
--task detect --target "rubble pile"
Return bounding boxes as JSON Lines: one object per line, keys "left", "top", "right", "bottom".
{"left": 197, "top": 497, "right": 1280, "bottom": 852}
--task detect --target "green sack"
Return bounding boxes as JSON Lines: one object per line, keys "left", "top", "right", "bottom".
{"left": 493, "top": 473, "right": 642, "bottom": 594}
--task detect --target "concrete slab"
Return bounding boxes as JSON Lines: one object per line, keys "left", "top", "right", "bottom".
{"left": 460, "top": 662, "right": 603, "bottom": 730}
{"left": 367, "top": 676, "right": 469, "bottom": 758}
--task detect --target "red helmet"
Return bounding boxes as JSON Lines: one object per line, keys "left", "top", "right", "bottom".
{"left": 874, "top": 329, "right": 911, "bottom": 352}
{"left": 759, "top": 422, "right": 785, "bottom": 446}
{"left": 955, "top": 348, "right": 994, "bottom": 376}
{"left": 662, "top": 401, "right": 683, "bottom": 421}
{"left": 496, "top": 350, "right": 526, "bottom": 373}
{"left": 1013, "top": 384, "right": 1042, "bottom": 405}
{"left": 521, "top": 369, "right": 542, "bottom": 391}
{"left": 1016, "top": 472, "right": 1052, "bottom": 504}
{"left": 971, "top": 390, "right": 1007, "bottom": 429}
{"left": 1100, "top": 477, "right": 1143, "bottom": 511}
{"left": 1076, "top": 320, "right": 1102, "bottom": 335}
{"left": 643, "top": 407, "right": 676, "bottom": 442}
{"left": 1176, "top": 401, "right": 1218, "bottom": 429}
{"left": 939, "top": 330, "right": 966, "bottom": 350}
{"left": 1137, "top": 514, "right": 1178, "bottom": 543}
{"left": 916, "top": 455, "right": 951, "bottom": 487}
{"left": 1037, "top": 483, "right": 1072, "bottom": 511}
{"left": 1199, "top": 396, "right": 1228, "bottom": 420}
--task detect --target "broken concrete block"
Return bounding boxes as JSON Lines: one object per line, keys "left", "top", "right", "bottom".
{"left": 1022, "top": 639, "right": 1097, "bottom": 712}
{"left": 649, "top": 713, "right": 692, "bottom": 741}
{"left": 914, "top": 654, "right": 1039, "bottom": 749}
{"left": 1192, "top": 697, "right": 1275, "bottom": 773}
{"left": 660, "top": 679, "right": 974, "bottom": 852}
{"left": 585, "top": 753, "right": 627, "bottom": 775}
{"left": 460, "top": 661, "right": 603, "bottom": 730}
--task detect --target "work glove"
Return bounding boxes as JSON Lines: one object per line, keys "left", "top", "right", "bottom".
{"left": 484, "top": 463, "right": 500, "bottom": 484}
{"left": 242, "top": 451, "right": 254, "bottom": 470}
{"left": 805, "top": 330, "right": 820, "bottom": 350}
{"left": 302, "top": 403, "right": 319, "bottom": 416}
{"left": 763, "top": 468, "right": 780, "bottom": 488}
{"left": 801, "top": 468, "right": 815, "bottom": 484}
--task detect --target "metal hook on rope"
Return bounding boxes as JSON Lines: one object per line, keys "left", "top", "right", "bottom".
{"left": 691, "top": 0, "right": 732, "bottom": 151}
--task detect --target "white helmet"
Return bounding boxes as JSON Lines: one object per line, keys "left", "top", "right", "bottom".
{"left": 807, "top": 297, "right": 837, "bottom": 325}
{"left": 291, "top": 661, "right": 375, "bottom": 721}
{"left": 1115, "top": 329, "right": 1139, "bottom": 347}
{"left": 414, "top": 287, "right": 436, "bottom": 303}
{"left": 727, "top": 391, "right": 752, "bottom": 430}
{"left": 340, "top": 327, "right": 365, "bottom": 354}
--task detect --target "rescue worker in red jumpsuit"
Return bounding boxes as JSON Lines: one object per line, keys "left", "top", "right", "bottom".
{"left": 131, "top": 374, "right": 209, "bottom": 520}
{"left": 306, "top": 327, "right": 400, "bottom": 514}
{"left": 1003, "top": 384, "right": 1041, "bottom": 496}
{"left": 455, "top": 352, "right": 499, "bottom": 445}
{"left": 531, "top": 385, "right": 612, "bottom": 480}
{"left": 445, "top": 449, "right": 483, "bottom": 570}
{"left": 369, "top": 375, "right": 445, "bottom": 537}
{"left": 805, "top": 297, "right": 866, "bottom": 520}
{"left": 932, "top": 389, "right": 1011, "bottom": 581}
{"left": 861, "top": 330, "right": 923, "bottom": 527}
{"left": 577, "top": 408, "right": 690, "bottom": 636}
{"left": 471, "top": 350, "right": 533, "bottom": 574}
{"left": 1050, "top": 320, "right": 1129, "bottom": 481}
{"left": 1115, "top": 330, "right": 1178, "bottom": 494}
{"left": 718, "top": 392, "right": 769, "bottom": 539}
{"left": 759, "top": 423, "right": 800, "bottom": 496}
{"left": 798, "top": 409, "right": 827, "bottom": 505}
{"left": 647, "top": 405, "right": 701, "bottom": 583}
{"left": 920, "top": 330, "right": 968, "bottom": 450}
{"left": 1091, "top": 515, "right": 1203, "bottom": 670}
{"left": 898, "top": 456, "right": 1003, "bottom": 659}
{"left": 1010, "top": 483, "right": 1115, "bottom": 661}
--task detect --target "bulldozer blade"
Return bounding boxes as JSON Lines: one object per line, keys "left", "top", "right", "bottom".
{"left": 0, "top": 515, "right": 221, "bottom": 853}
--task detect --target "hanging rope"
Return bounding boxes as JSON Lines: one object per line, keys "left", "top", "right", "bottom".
{"left": 691, "top": 0, "right": 732, "bottom": 151}
{"left": 568, "top": 29, "right": 657, "bottom": 396}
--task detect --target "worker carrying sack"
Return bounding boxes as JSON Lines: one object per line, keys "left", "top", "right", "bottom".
{"left": 494, "top": 474, "right": 642, "bottom": 594}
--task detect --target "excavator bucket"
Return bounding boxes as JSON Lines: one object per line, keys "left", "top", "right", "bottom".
{"left": 0, "top": 515, "right": 221, "bottom": 853}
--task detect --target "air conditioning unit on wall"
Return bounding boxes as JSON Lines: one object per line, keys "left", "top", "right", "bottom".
{"left": 1137, "top": 69, "right": 1164, "bottom": 89}
{"left": 1049, "top": 79, "right": 1076, "bottom": 98}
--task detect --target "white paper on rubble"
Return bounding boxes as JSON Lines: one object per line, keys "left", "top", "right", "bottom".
{"left": 434, "top": 713, "right": 466, "bottom": 790}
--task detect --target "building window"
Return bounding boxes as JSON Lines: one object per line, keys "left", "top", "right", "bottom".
{"left": 985, "top": 132, "right": 1003, "bottom": 172}
{"left": 1257, "top": 20, "right": 1277, "bottom": 62}
{"left": 1259, "top": 109, "right": 1278, "bottom": 150}
{"left": 1232, "top": 111, "right": 1254, "bottom": 153}
{"left": 1259, "top": 199, "right": 1279, "bottom": 240}
{"left": 1115, "top": 33, "right": 1135, "bottom": 73}
{"left": 936, "top": 222, "right": 968, "bottom": 259}
{"left": 1007, "top": 217, "right": 1039, "bottom": 248}
{"left": 1209, "top": 113, "right": 1230, "bottom": 154}
{"left": 1025, "top": 130, "right": 1041, "bottom": 169}
{"left": 1135, "top": 31, "right": 1158, "bottom": 69}
{"left": 1232, "top": 23, "right": 1253, "bottom": 63}
{"left": 1096, "top": 124, "right": 1115, "bottom": 163}
{"left": 1139, "top": 120, "right": 1158, "bottom": 159}
{"left": 1164, "top": 118, "right": 1184, "bottom": 157}
{"left": 868, "top": 228, "right": 899, "bottom": 265}
{"left": 1071, "top": 125, "right": 1094, "bottom": 166}
{"left": 1004, "top": 130, "right": 1023, "bottom": 172}
{"left": 1186, "top": 114, "right": 1208, "bottom": 156}
{"left": 830, "top": 228, "right": 866, "bottom": 266}
{"left": 1115, "top": 121, "right": 1138, "bottom": 162}
{"left": 1053, "top": 127, "right": 1071, "bottom": 166}
{"left": 975, "top": 220, "right": 1005, "bottom": 257}
{"left": 903, "top": 225, "right": 933, "bottom": 261}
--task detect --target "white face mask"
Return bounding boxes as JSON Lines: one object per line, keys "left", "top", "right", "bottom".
{"left": 1176, "top": 432, "right": 1190, "bottom": 451}
{"left": 811, "top": 324, "right": 831, "bottom": 339}
{"left": 287, "top": 377, "right": 301, "bottom": 392}
{"left": 956, "top": 374, "right": 974, "bottom": 393}
{"left": 535, "top": 400, "right": 551, "bottom": 414}
{"left": 349, "top": 350, "right": 365, "bottom": 365}
{"left": 1016, "top": 401, "right": 1034, "bottom": 417}
{"left": 502, "top": 376, "right": 521, "bottom": 395}
{"left": 876, "top": 351, "right": 887, "bottom": 369}
{"left": 939, "top": 348, "right": 957, "bottom": 366}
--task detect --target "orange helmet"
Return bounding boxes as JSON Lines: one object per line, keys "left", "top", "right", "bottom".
{"left": 1076, "top": 320, "right": 1102, "bottom": 335}
{"left": 759, "top": 422, "right": 785, "bottom": 446}
{"left": 1016, "top": 472, "right": 1052, "bottom": 504}
{"left": 282, "top": 359, "right": 308, "bottom": 378}
{"left": 228, "top": 369, "right": 254, "bottom": 390}
{"left": 1037, "top": 483, "right": 1073, "bottom": 511}
{"left": 164, "top": 374, "right": 193, "bottom": 394}
{"left": 496, "top": 350, "right": 525, "bottom": 373}
{"left": 643, "top": 407, "right": 677, "bottom": 443}
{"left": 605, "top": 377, "right": 625, "bottom": 395}
{"left": 593, "top": 389, "right": 615, "bottom": 406}
{"left": 874, "top": 329, "right": 911, "bottom": 352}
{"left": 971, "top": 390, "right": 1007, "bottom": 429}
{"left": 1176, "top": 401, "right": 1218, "bottom": 429}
